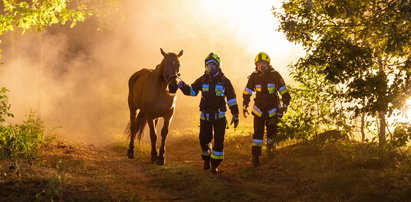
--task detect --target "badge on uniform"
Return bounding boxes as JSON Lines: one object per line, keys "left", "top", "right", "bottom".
{"left": 255, "top": 84, "right": 262, "bottom": 92}
{"left": 268, "top": 83, "right": 275, "bottom": 94}
{"left": 202, "top": 84, "right": 209, "bottom": 91}
{"left": 215, "top": 84, "right": 225, "bottom": 96}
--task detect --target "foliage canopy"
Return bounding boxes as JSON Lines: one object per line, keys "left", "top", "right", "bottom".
{"left": 274, "top": 0, "right": 411, "bottom": 143}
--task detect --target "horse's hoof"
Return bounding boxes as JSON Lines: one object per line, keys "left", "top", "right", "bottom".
{"left": 127, "top": 149, "right": 134, "bottom": 159}
{"left": 156, "top": 157, "right": 165, "bottom": 166}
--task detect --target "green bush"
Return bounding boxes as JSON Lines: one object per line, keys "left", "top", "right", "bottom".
{"left": 0, "top": 111, "right": 45, "bottom": 160}
{"left": 0, "top": 87, "right": 14, "bottom": 122}
{"left": 390, "top": 122, "right": 411, "bottom": 148}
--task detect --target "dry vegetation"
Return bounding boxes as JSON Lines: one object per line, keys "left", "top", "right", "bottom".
{"left": 1, "top": 125, "right": 410, "bottom": 201}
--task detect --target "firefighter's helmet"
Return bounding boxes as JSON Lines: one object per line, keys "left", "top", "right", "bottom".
{"left": 205, "top": 52, "right": 221, "bottom": 67}
{"left": 254, "top": 52, "right": 270, "bottom": 64}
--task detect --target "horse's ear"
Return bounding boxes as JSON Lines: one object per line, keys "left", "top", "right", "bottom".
{"left": 160, "top": 48, "right": 167, "bottom": 57}
{"left": 177, "top": 50, "right": 183, "bottom": 58}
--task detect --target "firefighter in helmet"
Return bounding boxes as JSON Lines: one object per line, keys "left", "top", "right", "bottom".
{"left": 178, "top": 52, "right": 239, "bottom": 174}
{"left": 242, "top": 52, "right": 291, "bottom": 167}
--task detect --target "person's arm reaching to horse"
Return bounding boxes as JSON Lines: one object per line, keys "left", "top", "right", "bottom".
{"left": 177, "top": 77, "right": 202, "bottom": 96}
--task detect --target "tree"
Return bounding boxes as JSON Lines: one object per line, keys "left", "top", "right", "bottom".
{"left": 274, "top": 0, "right": 411, "bottom": 145}
{"left": 0, "top": 0, "right": 91, "bottom": 60}
{"left": 279, "top": 62, "right": 353, "bottom": 142}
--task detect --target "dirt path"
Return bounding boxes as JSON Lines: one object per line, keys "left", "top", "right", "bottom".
{"left": 1, "top": 133, "right": 316, "bottom": 201}
{"left": 2, "top": 129, "right": 409, "bottom": 201}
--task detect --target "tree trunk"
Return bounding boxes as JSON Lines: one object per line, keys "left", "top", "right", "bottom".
{"left": 378, "top": 111, "right": 386, "bottom": 145}
{"left": 360, "top": 96, "right": 366, "bottom": 141}
{"left": 377, "top": 56, "right": 387, "bottom": 146}
{"left": 361, "top": 111, "right": 366, "bottom": 141}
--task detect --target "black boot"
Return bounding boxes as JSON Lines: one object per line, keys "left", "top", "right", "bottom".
{"left": 252, "top": 155, "right": 260, "bottom": 168}
{"left": 210, "top": 159, "right": 221, "bottom": 175}
{"left": 252, "top": 146, "right": 261, "bottom": 167}
{"left": 211, "top": 166, "right": 219, "bottom": 174}
{"left": 203, "top": 159, "right": 211, "bottom": 170}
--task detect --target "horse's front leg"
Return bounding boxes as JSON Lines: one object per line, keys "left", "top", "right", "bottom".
{"left": 147, "top": 118, "right": 158, "bottom": 163}
{"left": 157, "top": 112, "right": 173, "bottom": 165}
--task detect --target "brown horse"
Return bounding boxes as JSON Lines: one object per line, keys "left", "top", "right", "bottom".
{"left": 127, "top": 48, "right": 183, "bottom": 165}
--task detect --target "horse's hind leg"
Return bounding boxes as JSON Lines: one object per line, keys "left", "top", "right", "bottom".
{"left": 127, "top": 108, "right": 137, "bottom": 159}
{"left": 147, "top": 118, "right": 158, "bottom": 163}
{"left": 157, "top": 111, "right": 173, "bottom": 165}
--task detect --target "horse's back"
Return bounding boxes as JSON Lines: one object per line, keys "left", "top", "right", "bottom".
{"left": 128, "top": 68, "right": 175, "bottom": 118}
{"left": 129, "top": 68, "right": 152, "bottom": 87}
{"left": 128, "top": 68, "right": 153, "bottom": 108}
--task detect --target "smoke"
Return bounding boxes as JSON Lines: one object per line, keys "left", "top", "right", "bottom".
{"left": 0, "top": 0, "right": 304, "bottom": 145}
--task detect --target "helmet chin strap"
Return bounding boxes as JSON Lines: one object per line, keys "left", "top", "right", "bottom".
{"left": 206, "top": 69, "right": 219, "bottom": 77}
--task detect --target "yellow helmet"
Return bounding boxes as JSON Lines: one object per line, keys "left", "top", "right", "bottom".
{"left": 205, "top": 52, "right": 221, "bottom": 67}
{"left": 254, "top": 52, "right": 270, "bottom": 64}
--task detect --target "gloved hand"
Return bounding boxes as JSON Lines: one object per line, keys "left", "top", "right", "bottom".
{"left": 278, "top": 105, "right": 288, "bottom": 118}
{"left": 230, "top": 114, "right": 239, "bottom": 128}
{"left": 243, "top": 105, "right": 249, "bottom": 118}
{"left": 168, "top": 80, "right": 178, "bottom": 94}
{"left": 281, "top": 105, "right": 288, "bottom": 114}
{"left": 177, "top": 80, "right": 186, "bottom": 89}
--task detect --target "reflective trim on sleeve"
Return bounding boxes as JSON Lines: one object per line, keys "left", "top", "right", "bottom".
{"left": 278, "top": 86, "right": 288, "bottom": 95}
{"left": 252, "top": 105, "right": 263, "bottom": 117}
{"left": 243, "top": 88, "right": 254, "bottom": 95}
{"left": 268, "top": 108, "right": 277, "bottom": 117}
{"left": 227, "top": 98, "right": 238, "bottom": 107}
{"left": 190, "top": 86, "right": 197, "bottom": 96}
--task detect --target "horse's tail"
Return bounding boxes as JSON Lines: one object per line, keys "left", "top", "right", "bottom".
{"left": 125, "top": 110, "right": 147, "bottom": 143}
{"left": 134, "top": 111, "right": 147, "bottom": 142}
{"left": 127, "top": 69, "right": 151, "bottom": 145}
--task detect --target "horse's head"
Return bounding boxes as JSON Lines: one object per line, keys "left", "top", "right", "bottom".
{"left": 160, "top": 48, "right": 183, "bottom": 83}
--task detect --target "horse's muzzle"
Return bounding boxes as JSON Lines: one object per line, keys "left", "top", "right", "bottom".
{"left": 165, "top": 73, "right": 180, "bottom": 83}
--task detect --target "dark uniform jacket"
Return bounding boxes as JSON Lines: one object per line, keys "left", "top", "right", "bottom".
{"left": 180, "top": 72, "right": 239, "bottom": 119}
{"left": 243, "top": 68, "right": 291, "bottom": 118}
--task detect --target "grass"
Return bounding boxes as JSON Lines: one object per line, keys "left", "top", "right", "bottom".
{"left": 0, "top": 126, "right": 411, "bottom": 201}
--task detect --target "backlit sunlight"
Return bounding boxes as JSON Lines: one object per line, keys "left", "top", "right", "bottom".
{"left": 196, "top": 0, "right": 300, "bottom": 59}
{"left": 387, "top": 98, "right": 411, "bottom": 125}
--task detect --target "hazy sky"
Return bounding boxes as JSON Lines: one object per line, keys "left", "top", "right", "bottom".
{"left": 0, "top": 0, "right": 304, "bottom": 144}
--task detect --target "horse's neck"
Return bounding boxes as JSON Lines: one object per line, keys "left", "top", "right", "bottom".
{"left": 153, "top": 63, "right": 164, "bottom": 79}
{"left": 152, "top": 64, "right": 167, "bottom": 88}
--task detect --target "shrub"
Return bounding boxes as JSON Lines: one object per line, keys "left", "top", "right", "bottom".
{"left": 0, "top": 111, "right": 45, "bottom": 160}
{"left": 390, "top": 122, "right": 411, "bottom": 148}
{"left": 0, "top": 87, "right": 14, "bottom": 123}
